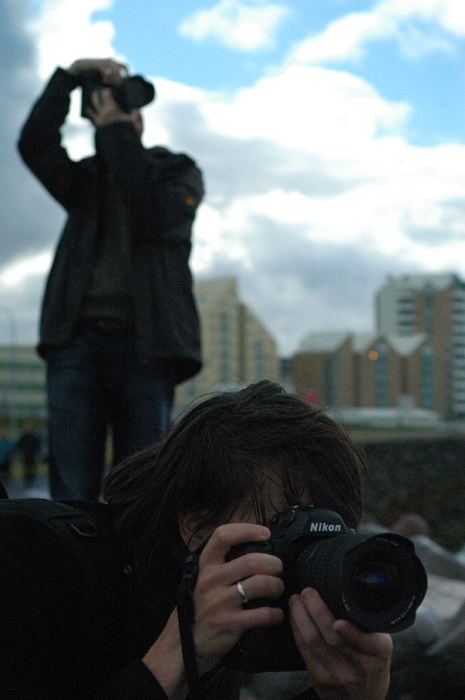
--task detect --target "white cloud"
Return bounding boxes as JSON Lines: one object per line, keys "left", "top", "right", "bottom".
{"left": 30, "top": 0, "right": 118, "bottom": 79}
{"left": 198, "top": 65, "right": 410, "bottom": 152}
{"left": 289, "top": 0, "right": 465, "bottom": 67}
{"left": 0, "top": 252, "right": 52, "bottom": 288}
{"left": 179, "top": 0, "right": 289, "bottom": 51}
{"left": 290, "top": 12, "right": 392, "bottom": 65}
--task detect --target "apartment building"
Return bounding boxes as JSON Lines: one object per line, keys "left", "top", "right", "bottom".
{"left": 377, "top": 273, "right": 465, "bottom": 416}
{"left": 292, "top": 273, "right": 464, "bottom": 418}
{"left": 0, "top": 345, "right": 46, "bottom": 427}
{"left": 175, "top": 277, "right": 280, "bottom": 410}
{"left": 291, "top": 330, "right": 431, "bottom": 413}
{"left": 291, "top": 332, "right": 354, "bottom": 407}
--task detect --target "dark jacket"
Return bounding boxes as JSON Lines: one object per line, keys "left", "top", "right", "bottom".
{"left": 18, "top": 68, "right": 203, "bottom": 383}
{"left": 0, "top": 498, "right": 320, "bottom": 699}
{"left": 0, "top": 499, "right": 173, "bottom": 699}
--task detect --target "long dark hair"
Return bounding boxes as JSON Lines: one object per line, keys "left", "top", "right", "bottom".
{"left": 103, "top": 381, "right": 365, "bottom": 572}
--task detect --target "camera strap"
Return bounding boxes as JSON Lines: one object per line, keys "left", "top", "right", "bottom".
{"left": 177, "top": 549, "right": 203, "bottom": 698}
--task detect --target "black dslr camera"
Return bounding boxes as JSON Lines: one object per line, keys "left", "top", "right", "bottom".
{"left": 224, "top": 506, "right": 427, "bottom": 672}
{"left": 78, "top": 69, "right": 155, "bottom": 118}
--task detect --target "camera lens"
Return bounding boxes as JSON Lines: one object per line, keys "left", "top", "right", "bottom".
{"left": 350, "top": 559, "right": 399, "bottom": 612}
{"left": 294, "top": 532, "right": 427, "bottom": 632}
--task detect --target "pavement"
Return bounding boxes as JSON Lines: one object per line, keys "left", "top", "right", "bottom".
{"left": 3, "top": 472, "right": 50, "bottom": 499}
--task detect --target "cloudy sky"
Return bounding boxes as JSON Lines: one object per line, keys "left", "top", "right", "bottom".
{"left": 3, "top": 0, "right": 465, "bottom": 356}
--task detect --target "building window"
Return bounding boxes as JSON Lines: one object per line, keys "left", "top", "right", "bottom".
{"left": 220, "top": 311, "right": 230, "bottom": 382}
{"left": 323, "top": 355, "right": 339, "bottom": 406}
{"left": 375, "top": 343, "right": 388, "bottom": 407}
{"left": 424, "top": 284, "right": 434, "bottom": 337}
{"left": 254, "top": 340, "right": 265, "bottom": 379}
{"left": 421, "top": 346, "right": 434, "bottom": 410}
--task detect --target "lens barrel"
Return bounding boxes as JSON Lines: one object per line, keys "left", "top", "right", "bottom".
{"left": 113, "top": 76, "right": 155, "bottom": 112}
{"left": 294, "top": 532, "right": 427, "bottom": 632}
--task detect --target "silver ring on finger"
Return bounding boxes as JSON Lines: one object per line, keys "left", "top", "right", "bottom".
{"left": 104, "top": 67, "right": 113, "bottom": 75}
{"left": 237, "top": 580, "right": 248, "bottom": 603}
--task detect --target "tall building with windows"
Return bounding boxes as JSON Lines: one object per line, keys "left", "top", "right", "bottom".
{"left": 0, "top": 345, "right": 46, "bottom": 428}
{"left": 175, "top": 277, "right": 280, "bottom": 410}
{"left": 377, "top": 273, "right": 465, "bottom": 416}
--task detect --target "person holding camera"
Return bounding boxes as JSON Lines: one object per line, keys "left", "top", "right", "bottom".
{"left": 0, "top": 381, "right": 393, "bottom": 699}
{"left": 17, "top": 58, "right": 204, "bottom": 501}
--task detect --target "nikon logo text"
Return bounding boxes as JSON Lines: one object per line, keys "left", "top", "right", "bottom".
{"left": 310, "top": 523, "right": 342, "bottom": 532}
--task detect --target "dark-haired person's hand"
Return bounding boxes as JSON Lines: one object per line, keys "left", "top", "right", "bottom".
{"left": 142, "top": 523, "right": 284, "bottom": 699}
{"left": 85, "top": 87, "right": 138, "bottom": 128}
{"left": 289, "top": 587, "right": 392, "bottom": 700}
{"left": 67, "top": 57, "right": 128, "bottom": 86}
{"left": 190, "top": 522, "right": 284, "bottom": 676}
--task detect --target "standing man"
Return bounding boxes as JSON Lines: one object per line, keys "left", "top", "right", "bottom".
{"left": 18, "top": 58, "right": 204, "bottom": 501}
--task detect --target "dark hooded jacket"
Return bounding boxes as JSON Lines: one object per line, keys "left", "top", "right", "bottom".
{"left": 18, "top": 68, "right": 203, "bottom": 383}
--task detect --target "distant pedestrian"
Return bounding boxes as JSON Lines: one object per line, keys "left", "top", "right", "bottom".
{"left": 391, "top": 513, "right": 431, "bottom": 538}
{"left": 16, "top": 425, "right": 41, "bottom": 486}
{"left": 0, "top": 432, "right": 14, "bottom": 480}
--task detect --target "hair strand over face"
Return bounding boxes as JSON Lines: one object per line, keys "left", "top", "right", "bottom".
{"left": 102, "top": 381, "right": 366, "bottom": 574}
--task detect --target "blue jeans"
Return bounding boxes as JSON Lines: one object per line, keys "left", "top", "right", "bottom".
{"left": 47, "top": 327, "right": 175, "bottom": 501}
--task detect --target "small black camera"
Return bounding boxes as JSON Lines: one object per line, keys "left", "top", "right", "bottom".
{"left": 78, "top": 69, "right": 155, "bottom": 118}
{"left": 225, "top": 505, "right": 427, "bottom": 672}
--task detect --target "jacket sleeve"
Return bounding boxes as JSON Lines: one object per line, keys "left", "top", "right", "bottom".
{"left": 17, "top": 67, "right": 89, "bottom": 211}
{"left": 95, "top": 661, "right": 169, "bottom": 700}
{"left": 95, "top": 122, "right": 204, "bottom": 241}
